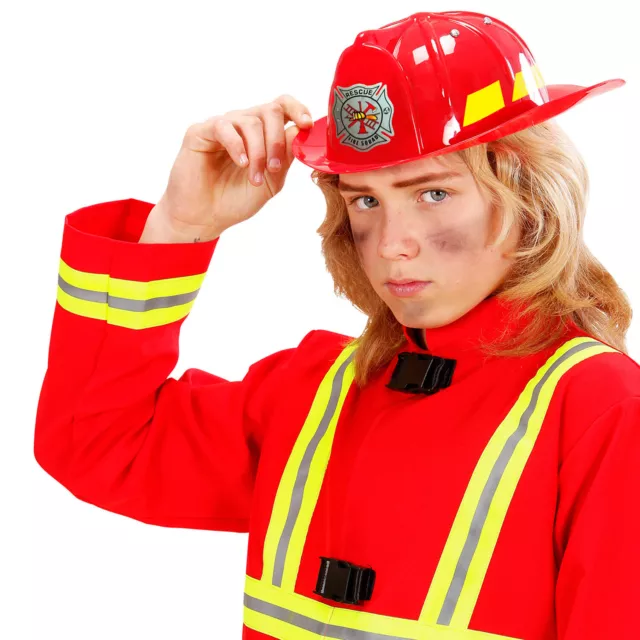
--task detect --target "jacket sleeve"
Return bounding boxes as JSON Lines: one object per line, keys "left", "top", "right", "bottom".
{"left": 554, "top": 394, "right": 640, "bottom": 638}
{"left": 34, "top": 197, "right": 304, "bottom": 533}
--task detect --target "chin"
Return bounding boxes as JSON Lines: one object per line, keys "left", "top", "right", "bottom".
{"left": 390, "top": 302, "right": 444, "bottom": 329}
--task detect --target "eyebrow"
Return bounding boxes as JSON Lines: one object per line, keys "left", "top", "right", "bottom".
{"left": 337, "top": 170, "right": 463, "bottom": 192}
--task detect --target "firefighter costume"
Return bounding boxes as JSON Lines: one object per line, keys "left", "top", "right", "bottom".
{"left": 34, "top": 10, "right": 640, "bottom": 640}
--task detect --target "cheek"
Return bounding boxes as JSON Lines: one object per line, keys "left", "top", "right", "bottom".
{"left": 425, "top": 202, "right": 496, "bottom": 256}
{"left": 352, "top": 228, "right": 371, "bottom": 258}
{"left": 426, "top": 227, "right": 480, "bottom": 255}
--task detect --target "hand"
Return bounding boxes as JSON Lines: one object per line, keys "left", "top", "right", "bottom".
{"left": 140, "top": 94, "right": 314, "bottom": 243}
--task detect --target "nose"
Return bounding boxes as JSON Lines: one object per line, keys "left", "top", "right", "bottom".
{"left": 377, "top": 210, "right": 420, "bottom": 260}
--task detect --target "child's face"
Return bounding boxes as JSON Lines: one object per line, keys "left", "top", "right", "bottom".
{"left": 339, "top": 152, "right": 521, "bottom": 330}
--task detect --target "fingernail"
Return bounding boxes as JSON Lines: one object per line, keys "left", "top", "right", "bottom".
{"left": 239, "top": 153, "right": 248, "bottom": 166}
{"left": 301, "top": 114, "right": 312, "bottom": 124}
{"left": 268, "top": 158, "right": 281, "bottom": 170}
{"left": 254, "top": 171, "right": 263, "bottom": 184}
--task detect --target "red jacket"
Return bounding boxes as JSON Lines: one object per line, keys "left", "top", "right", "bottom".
{"left": 34, "top": 198, "right": 640, "bottom": 640}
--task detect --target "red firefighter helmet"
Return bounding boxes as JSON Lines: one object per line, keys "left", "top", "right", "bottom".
{"left": 292, "top": 10, "right": 625, "bottom": 174}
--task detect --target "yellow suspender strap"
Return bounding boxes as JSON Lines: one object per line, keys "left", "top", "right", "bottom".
{"left": 261, "top": 339, "right": 358, "bottom": 591}
{"left": 420, "top": 337, "right": 616, "bottom": 628}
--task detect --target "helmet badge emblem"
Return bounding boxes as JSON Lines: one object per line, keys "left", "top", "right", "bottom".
{"left": 332, "top": 82, "right": 395, "bottom": 152}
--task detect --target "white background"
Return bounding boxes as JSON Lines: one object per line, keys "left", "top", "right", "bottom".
{"left": 2, "top": 0, "right": 638, "bottom": 638}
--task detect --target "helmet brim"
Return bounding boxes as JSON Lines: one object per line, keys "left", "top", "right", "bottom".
{"left": 292, "top": 78, "right": 625, "bottom": 175}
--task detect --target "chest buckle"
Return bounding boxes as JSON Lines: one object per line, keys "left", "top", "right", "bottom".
{"left": 313, "top": 557, "right": 376, "bottom": 605}
{"left": 386, "top": 352, "right": 456, "bottom": 395}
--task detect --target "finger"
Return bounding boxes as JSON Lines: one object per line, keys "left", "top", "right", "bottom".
{"left": 283, "top": 124, "right": 300, "bottom": 169}
{"left": 273, "top": 94, "right": 314, "bottom": 130}
{"left": 234, "top": 115, "right": 267, "bottom": 187}
{"left": 260, "top": 102, "right": 286, "bottom": 174}
{"left": 191, "top": 117, "right": 249, "bottom": 168}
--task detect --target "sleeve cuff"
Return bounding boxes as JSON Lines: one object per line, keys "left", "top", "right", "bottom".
{"left": 57, "top": 198, "right": 218, "bottom": 330}
{"left": 61, "top": 198, "right": 218, "bottom": 280}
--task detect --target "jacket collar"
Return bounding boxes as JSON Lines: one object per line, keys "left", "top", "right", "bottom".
{"left": 400, "top": 293, "right": 538, "bottom": 363}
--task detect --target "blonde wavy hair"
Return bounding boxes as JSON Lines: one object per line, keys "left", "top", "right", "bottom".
{"left": 311, "top": 120, "right": 633, "bottom": 388}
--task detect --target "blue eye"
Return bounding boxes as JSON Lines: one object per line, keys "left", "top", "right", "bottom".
{"left": 422, "top": 190, "right": 448, "bottom": 203}
{"left": 348, "top": 189, "right": 449, "bottom": 210}
{"left": 350, "top": 195, "right": 379, "bottom": 210}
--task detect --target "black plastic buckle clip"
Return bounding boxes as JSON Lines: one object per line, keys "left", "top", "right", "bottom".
{"left": 386, "top": 352, "right": 456, "bottom": 395}
{"left": 313, "top": 557, "right": 375, "bottom": 605}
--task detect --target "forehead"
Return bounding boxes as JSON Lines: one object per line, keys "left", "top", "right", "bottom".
{"left": 337, "top": 152, "right": 469, "bottom": 188}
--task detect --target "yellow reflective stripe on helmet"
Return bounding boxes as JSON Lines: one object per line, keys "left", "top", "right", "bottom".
{"left": 261, "top": 340, "right": 358, "bottom": 591}
{"left": 512, "top": 63, "right": 546, "bottom": 102}
{"left": 56, "top": 258, "right": 206, "bottom": 329}
{"left": 244, "top": 575, "right": 524, "bottom": 640}
{"left": 463, "top": 80, "right": 505, "bottom": 127}
{"left": 420, "top": 337, "right": 617, "bottom": 628}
